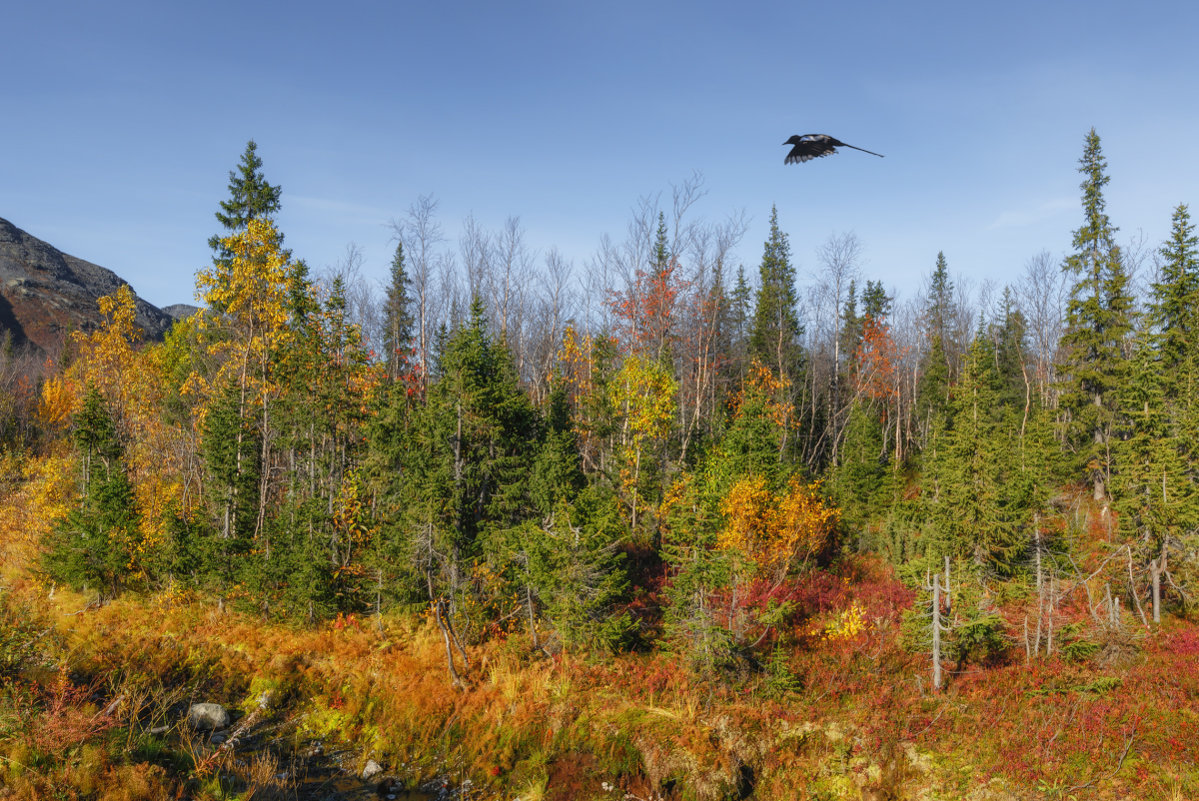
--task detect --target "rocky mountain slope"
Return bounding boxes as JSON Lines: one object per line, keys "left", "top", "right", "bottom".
{"left": 0, "top": 216, "right": 179, "bottom": 354}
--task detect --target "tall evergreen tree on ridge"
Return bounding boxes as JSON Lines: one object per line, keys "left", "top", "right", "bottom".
{"left": 992, "top": 287, "right": 1031, "bottom": 413}
{"left": 749, "top": 206, "right": 805, "bottom": 462}
{"left": 1058, "top": 128, "right": 1134, "bottom": 503}
{"left": 1116, "top": 204, "right": 1199, "bottom": 622}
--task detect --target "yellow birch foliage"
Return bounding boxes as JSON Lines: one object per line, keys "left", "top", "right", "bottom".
{"left": 39, "top": 285, "right": 144, "bottom": 431}
{"left": 556, "top": 324, "right": 611, "bottom": 465}
{"left": 557, "top": 324, "right": 592, "bottom": 407}
{"left": 609, "top": 354, "right": 677, "bottom": 530}
{"left": 0, "top": 453, "right": 75, "bottom": 571}
{"left": 718, "top": 476, "right": 839, "bottom": 581}
{"left": 332, "top": 470, "right": 374, "bottom": 579}
{"left": 191, "top": 218, "right": 295, "bottom": 413}
{"left": 733, "top": 359, "right": 794, "bottom": 430}
{"left": 611, "top": 353, "right": 677, "bottom": 452}
{"left": 38, "top": 285, "right": 186, "bottom": 565}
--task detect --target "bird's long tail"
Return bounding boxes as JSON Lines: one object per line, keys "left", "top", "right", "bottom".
{"left": 842, "top": 142, "right": 885, "bottom": 158}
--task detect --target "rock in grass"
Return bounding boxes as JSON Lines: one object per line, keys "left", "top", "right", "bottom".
{"left": 188, "top": 702, "right": 230, "bottom": 730}
{"left": 362, "top": 759, "right": 383, "bottom": 780}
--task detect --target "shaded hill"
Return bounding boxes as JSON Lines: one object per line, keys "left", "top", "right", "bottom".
{"left": 0, "top": 217, "right": 177, "bottom": 355}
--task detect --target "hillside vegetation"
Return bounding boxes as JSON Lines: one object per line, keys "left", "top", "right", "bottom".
{"left": 1, "top": 131, "right": 1198, "bottom": 800}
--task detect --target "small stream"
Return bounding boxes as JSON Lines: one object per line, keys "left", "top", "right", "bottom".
{"left": 291, "top": 750, "right": 437, "bottom": 801}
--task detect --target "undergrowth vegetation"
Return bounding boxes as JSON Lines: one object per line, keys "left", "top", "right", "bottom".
{"left": 5, "top": 501, "right": 1199, "bottom": 799}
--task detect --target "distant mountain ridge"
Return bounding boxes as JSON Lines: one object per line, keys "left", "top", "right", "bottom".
{"left": 0, "top": 217, "right": 180, "bottom": 355}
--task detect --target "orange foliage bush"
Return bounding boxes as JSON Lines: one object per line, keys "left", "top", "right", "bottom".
{"left": 718, "top": 476, "right": 839, "bottom": 581}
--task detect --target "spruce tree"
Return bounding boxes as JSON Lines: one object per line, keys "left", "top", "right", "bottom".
{"left": 44, "top": 387, "right": 139, "bottom": 597}
{"left": 727, "top": 264, "right": 754, "bottom": 383}
{"left": 927, "top": 252, "right": 954, "bottom": 351}
{"left": 511, "top": 499, "right": 634, "bottom": 653}
{"left": 529, "top": 383, "right": 585, "bottom": 515}
{"left": 383, "top": 241, "right": 416, "bottom": 382}
{"left": 926, "top": 334, "right": 1025, "bottom": 573}
{"left": 401, "top": 299, "right": 540, "bottom": 638}
{"left": 648, "top": 211, "right": 675, "bottom": 363}
{"left": 749, "top": 206, "right": 804, "bottom": 386}
{"left": 198, "top": 379, "right": 261, "bottom": 596}
{"left": 1058, "top": 129, "right": 1135, "bottom": 501}
{"left": 916, "top": 253, "right": 954, "bottom": 439}
{"left": 993, "top": 287, "right": 1030, "bottom": 411}
{"left": 832, "top": 398, "right": 887, "bottom": 525}
{"left": 208, "top": 140, "right": 283, "bottom": 269}
{"left": 1113, "top": 332, "right": 1193, "bottom": 543}
{"left": 1149, "top": 204, "right": 1199, "bottom": 373}
{"left": 1113, "top": 324, "right": 1198, "bottom": 621}
{"left": 861, "top": 280, "right": 891, "bottom": 321}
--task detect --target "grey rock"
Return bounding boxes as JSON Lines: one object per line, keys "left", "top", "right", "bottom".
{"left": 160, "top": 303, "right": 200, "bottom": 320}
{"left": 187, "top": 702, "right": 230, "bottom": 730}
{"left": 362, "top": 759, "right": 383, "bottom": 780}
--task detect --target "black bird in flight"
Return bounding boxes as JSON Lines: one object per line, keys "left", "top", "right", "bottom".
{"left": 783, "top": 134, "right": 884, "bottom": 164}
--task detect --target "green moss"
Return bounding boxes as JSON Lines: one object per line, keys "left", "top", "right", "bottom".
{"left": 297, "top": 696, "right": 353, "bottom": 741}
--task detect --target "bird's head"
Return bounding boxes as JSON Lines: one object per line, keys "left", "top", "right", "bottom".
{"left": 783, "top": 135, "right": 803, "bottom": 146}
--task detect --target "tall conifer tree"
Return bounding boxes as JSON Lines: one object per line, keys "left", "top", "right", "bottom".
{"left": 208, "top": 140, "right": 283, "bottom": 270}
{"left": 925, "top": 334, "right": 1025, "bottom": 573}
{"left": 383, "top": 241, "right": 416, "bottom": 381}
{"left": 1058, "top": 128, "right": 1134, "bottom": 501}
{"left": 1150, "top": 204, "right": 1199, "bottom": 372}
{"left": 916, "top": 253, "right": 954, "bottom": 440}
{"left": 749, "top": 206, "right": 804, "bottom": 386}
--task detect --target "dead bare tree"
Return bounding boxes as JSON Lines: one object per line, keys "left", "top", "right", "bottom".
{"left": 923, "top": 557, "right": 952, "bottom": 691}
{"left": 391, "top": 195, "right": 445, "bottom": 389}
{"left": 809, "top": 231, "right": 863, "bottom": 467}
{"left": 1016, "top": 250, "right": 1068, "bottom": 406}
{"left": 689, "top": 227, "right": 741, "bottom": 459}
{"left": 459, "top": 213, "right": 493, "bottom": 310}
{"left": 525, "top": 247, "right": 576, "bottom": 404}
{"left": 495, "top": 216, "right": 535, "bottom": 375}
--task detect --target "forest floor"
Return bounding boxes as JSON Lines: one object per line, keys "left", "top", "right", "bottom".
{"left": 2, "top": 457, "right": 1199, "bottom": 800}
{"left": 3, "top": 559, "right": 1199, "bottom": 801}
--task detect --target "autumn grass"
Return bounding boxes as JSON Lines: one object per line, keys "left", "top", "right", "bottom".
{"left": 8, "top": 570, "right": 1199, "bottom": 800}
{"left": 5, "top": 457, "right": 1199, "bottom": 799}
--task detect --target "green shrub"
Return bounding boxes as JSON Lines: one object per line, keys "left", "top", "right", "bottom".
{"left": 946, "top": 614, "right": 1010, "bottom": 667}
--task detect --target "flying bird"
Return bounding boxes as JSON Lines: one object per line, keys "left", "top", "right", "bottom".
{"left": 783, "top": 134, "right": 884, "bottom": 164}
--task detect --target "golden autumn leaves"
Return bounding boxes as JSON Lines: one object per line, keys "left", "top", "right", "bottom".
{"left": 38, "top": 285, "right": 183, "bottom": 574}
{"left": 718, "top": 475, "right": 839, "bottom": 584}
{"left": 191, "top": 218, "right": 297, "bottom": 420}
{"left": 557, "top": 319, "right": 839, "bottom": 577}
{"left": 34, "top": 219, "right": 381, "bottom": 586}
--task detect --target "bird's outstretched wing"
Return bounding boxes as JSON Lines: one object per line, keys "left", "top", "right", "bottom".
{"left": 785, "top": 135, "right": 841, "bottom": 164}
{"left": 784, "top": 134, "right": 884, "bottom": 164}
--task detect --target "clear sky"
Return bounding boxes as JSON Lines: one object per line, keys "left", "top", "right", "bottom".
{"left": 3, "top": 0, "right": 1198, "bottom": 311}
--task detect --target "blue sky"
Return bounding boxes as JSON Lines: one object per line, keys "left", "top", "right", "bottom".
{"left": 3, "top": 0, "right": 1198, "bottom": 311}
